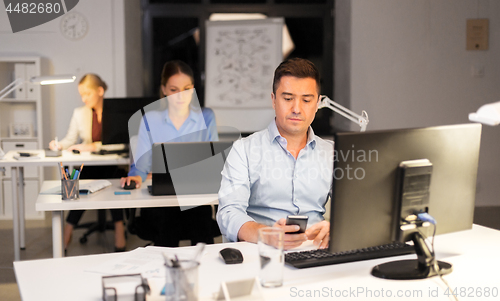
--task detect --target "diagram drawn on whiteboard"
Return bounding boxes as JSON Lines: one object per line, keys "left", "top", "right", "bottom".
{"left": 206, "top": 18, "right": 283, "bottom": 108}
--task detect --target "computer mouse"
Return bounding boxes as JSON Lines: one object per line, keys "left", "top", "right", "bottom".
{"left": 219, "top": 247, "right": 243, "bottom": 264}
{"left": 72, "top": 149, "right": 80, "bottom": 154}
{"left": 123, "top": 180, "right": 137, "bottom": 190}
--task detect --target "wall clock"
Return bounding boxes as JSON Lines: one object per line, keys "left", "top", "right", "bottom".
{"left": 60, "top": 11, "right": 88, "bottom": 41}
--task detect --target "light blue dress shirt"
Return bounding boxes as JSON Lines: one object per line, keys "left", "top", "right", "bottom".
{"left": 129, "top": 107, "right": 218, "bottom": 181}
{"left": 217, "top": 119, "right": 334, "bottom": 242}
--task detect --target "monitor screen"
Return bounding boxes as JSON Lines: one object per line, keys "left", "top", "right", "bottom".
{"left": 101, "top": 97, "right": 158, "bottom": 145}
{"left": 329, "top": 123, "right": 482, "bottom": 254}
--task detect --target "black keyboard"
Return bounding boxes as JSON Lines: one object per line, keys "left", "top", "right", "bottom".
{"left": 92, "top": 149, "right": 129, "bottom": 155}
{"left": 285, "top": 242, "right": 415, "bottom": 269}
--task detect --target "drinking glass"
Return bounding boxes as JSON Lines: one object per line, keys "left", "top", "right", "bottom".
{"left": 258, "top": 227, "right": 284, "bottom": 288}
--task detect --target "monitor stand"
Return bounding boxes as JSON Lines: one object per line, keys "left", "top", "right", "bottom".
{"left": 371, "top": 231, "right": 452, "bottom": 280}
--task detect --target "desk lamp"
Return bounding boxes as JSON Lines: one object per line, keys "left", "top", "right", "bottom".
{"left": 469, "top": 101, "right": 500, "bottom": 126}
{"left": 318, "top": 95, "right": 369, "bottom": 132}
{"left": 0, "top": 74, "right": 76, "bottom": 100}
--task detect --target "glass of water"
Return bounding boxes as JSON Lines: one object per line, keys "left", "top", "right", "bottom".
{"left": 258, "top": 227, "right": 284, "bottom": 288}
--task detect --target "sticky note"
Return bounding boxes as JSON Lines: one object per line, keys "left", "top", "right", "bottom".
{"left": 114, "top": 191, "right": 131, "bottom": 195}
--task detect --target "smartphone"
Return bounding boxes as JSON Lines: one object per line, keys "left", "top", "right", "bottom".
{"left": 286, "top": 215, "right": 309, "bottom": 234}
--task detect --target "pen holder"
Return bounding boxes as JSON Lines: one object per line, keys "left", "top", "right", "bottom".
{"left": 164, "top": 260, "right": 199, "bottom": 301}
{"left": 61, "top": 179, "right": 79, "bottom": 200}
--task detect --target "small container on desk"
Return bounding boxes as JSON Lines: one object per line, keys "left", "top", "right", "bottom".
{"left": 164, "top": 258, "right": 199, "bottom": 301}
{"left": 61, "top": 179, "right": 79, "bottom": 200}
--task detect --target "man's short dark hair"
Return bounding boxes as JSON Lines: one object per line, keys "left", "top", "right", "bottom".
{"left": 272, "top": 58, "right": 320, "bottom": 94}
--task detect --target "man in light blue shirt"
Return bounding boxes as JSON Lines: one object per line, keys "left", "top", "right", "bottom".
{"left": 217, "top": 58, "right": 333, "bottom": 249}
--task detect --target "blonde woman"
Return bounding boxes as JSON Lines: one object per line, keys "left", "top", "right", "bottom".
{"left": 50, "top": 74, "right": 126, "bottom": 252}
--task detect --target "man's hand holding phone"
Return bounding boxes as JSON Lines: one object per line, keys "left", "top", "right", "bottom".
{"left": 273, "top": 218, "right": 307, "bottom": 250}
{"left": 273, "top": 216, "right": 329, "bottom": 250}
{"left": 272, "top": 215, "right": 309, "bottom": 250}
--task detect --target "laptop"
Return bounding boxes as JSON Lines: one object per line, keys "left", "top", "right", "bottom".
{"left": 149, "top": 141, "right": 234, "bottom": 196}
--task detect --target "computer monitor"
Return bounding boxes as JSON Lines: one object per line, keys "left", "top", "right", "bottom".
{"left": 101, "top": 97, "right": 158, "bottom": 145}
{"left": 330, "top": 123, "right": 482, "bottom": 279}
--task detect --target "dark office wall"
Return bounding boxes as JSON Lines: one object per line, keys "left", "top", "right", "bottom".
{"left": 333, "top": 0, "right": 352, "bottom": 132}
{"left": 124, "top": 0, "right": 144, "bottom": 97}
{"left": 141, "top": 0, "right": 335, "bottom": 134}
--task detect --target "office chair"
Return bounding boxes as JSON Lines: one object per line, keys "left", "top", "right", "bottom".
{"left": 75, "top": 209, "right": 117, "bottom": 244}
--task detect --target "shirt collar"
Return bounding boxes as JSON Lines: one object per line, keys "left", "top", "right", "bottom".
{"left": 267, "top": 119, "right": 317, "bottom": 149}
{"left": 162, "top": 109, "right": 200, "bottom": 126}
{"left": 268, "top": 119, "right": 281, "bottom": 143}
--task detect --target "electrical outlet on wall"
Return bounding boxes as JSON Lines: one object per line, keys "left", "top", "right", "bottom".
{"left": 471, "top": 64, "right": 485, "bottom": 78}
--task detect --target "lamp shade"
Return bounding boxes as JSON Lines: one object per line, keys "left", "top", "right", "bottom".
{"left": 469, "top": 101, "right": 500, "bottom": 126}
{"left": 30, "top": 75, "right": 76, "bottom": 85}
{"left": 0, "top": 74, "right": 76, "bottom": 101}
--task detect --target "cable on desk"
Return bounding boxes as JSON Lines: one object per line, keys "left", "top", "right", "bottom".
{"left": 416, "top": 214, "right": 459, "bottom": 301}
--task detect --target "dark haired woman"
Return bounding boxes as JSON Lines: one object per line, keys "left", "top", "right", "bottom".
{"left": 120, "top": 61, "right": 218, "bottom": 247}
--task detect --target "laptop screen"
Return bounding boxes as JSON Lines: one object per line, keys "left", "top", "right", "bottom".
{"left": 150, "top": 141, "right": 234, "bottom": 196}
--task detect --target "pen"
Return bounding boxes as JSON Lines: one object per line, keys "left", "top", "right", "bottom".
{"left": 70, "top": 169, "right": 76, "bottom": 179}
{"left": 77, "top": 164, "right": 84, "bottom": 179}
{"left": 57, "top": 162, "right": 63, "bottom": 179}
{"left": 73, "top": 170, "right": 79, "bottom": 180}
{"left": 61, "top": 163, "right": 67, "bottom": 180}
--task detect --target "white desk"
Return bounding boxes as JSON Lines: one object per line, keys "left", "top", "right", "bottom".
{"left": 0, "top": 149, "right": 129, "bottom": 261}
{"left": 37, "top": 179, "right": 219, "bottom": 258}
{"left": 14, "top": 225, "right": 500, "bottom": 301}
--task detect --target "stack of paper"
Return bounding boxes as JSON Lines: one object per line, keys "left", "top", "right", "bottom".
{"left": 79, "top": 180, "right": 112, "bottom": 194}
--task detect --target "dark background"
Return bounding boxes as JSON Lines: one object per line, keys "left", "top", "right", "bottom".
{"left": 142, "top": 0, "right": 334, "bottom": 134}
